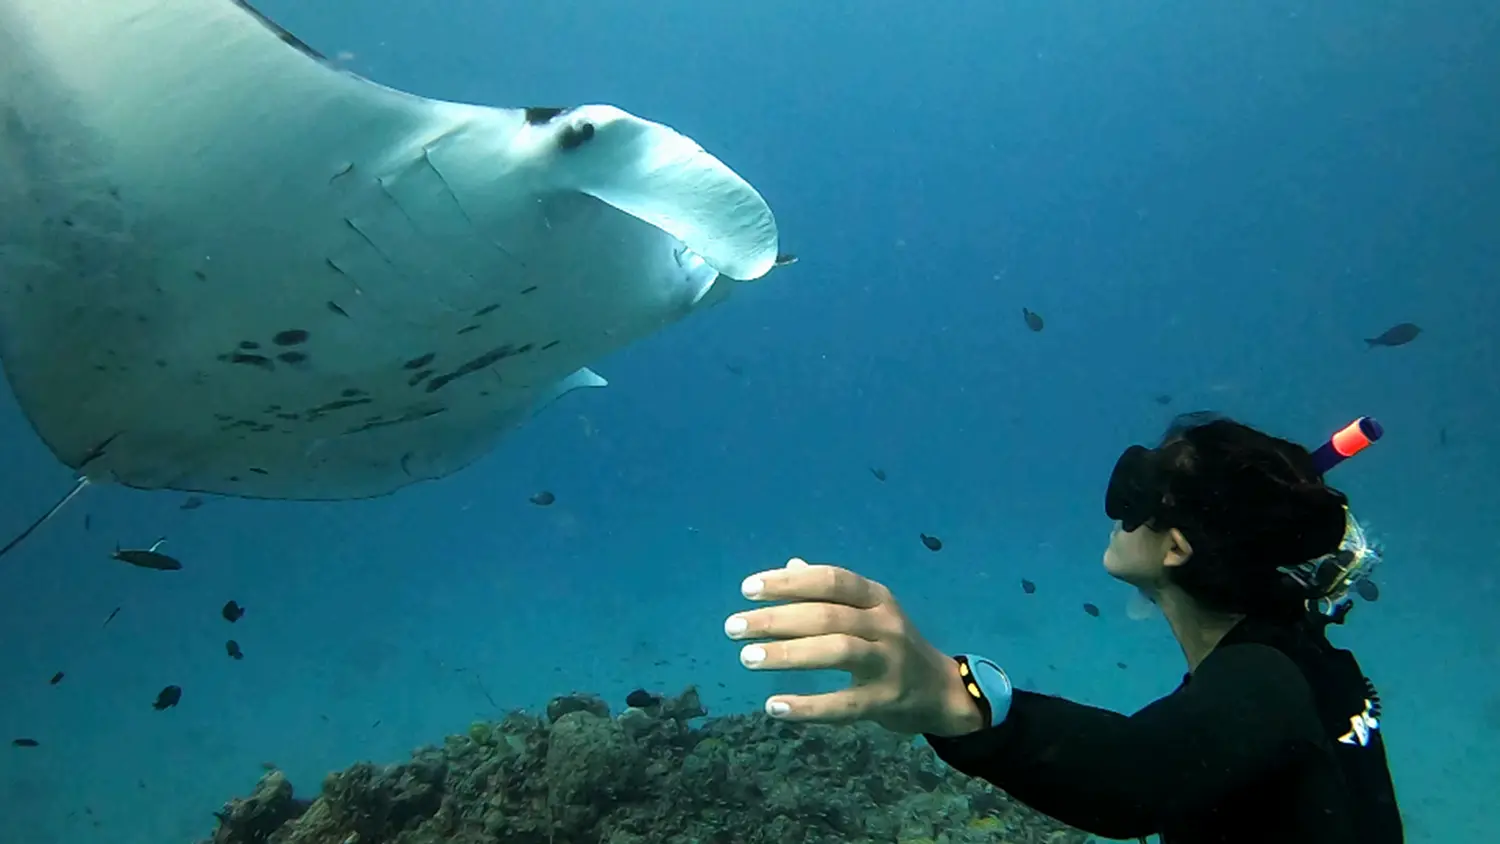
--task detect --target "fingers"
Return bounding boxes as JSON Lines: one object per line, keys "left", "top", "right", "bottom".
{"left": 726, "top": 601, "right": 888, "bottom": 643}
{"left": 760, "top": 689, "right": 877, "bottom": 723}
{"left": 740, "top": 559, "right": 889, "bottom": 609}
{"left": 738, "top": 633, "right": 886, "bottom": 679}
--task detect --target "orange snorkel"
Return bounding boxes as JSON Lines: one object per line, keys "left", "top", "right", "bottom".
{"left": 1310, "top": 417, "right": 1383, "bottom": 476}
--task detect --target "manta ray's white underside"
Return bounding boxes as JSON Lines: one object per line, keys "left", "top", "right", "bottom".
{"left": 0, "top": 0, "right": 783, "bottom": 499}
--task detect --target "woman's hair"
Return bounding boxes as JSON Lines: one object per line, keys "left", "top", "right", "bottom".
{"left": 1152, "top": 412, "right": 1350, "bottom": 617}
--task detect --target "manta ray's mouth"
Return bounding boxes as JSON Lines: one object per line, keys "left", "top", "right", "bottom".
{"left": 0, "top": 0, "right": 790, "bottom": 553}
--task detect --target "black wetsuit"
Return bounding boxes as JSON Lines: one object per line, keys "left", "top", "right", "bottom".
{"left": 925, "top": 616, "right": 1403, "bottom": 843}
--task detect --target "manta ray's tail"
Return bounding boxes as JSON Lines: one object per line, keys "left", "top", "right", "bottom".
{"left": 0, "top": 476, "right": 91, "bottom": 560}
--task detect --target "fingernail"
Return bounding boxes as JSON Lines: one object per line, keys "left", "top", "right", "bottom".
{"left": 740, "top": 645, "right": 766, "bottom": 666}
{"left": 741, "top": 576, "right": 764, "bottom": 598}
{"left": 723, "top": 616, "right": 748, "bottom": 638}
{"left": 766, "top": 699, "right": 790, "bottom": 717}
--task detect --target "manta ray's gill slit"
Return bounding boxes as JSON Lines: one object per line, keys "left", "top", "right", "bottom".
{"left": 414, "top": 144, "right": 524, "bottom": 269}
{"left": 343, "top": 218, "right": 395, "bottom": 266}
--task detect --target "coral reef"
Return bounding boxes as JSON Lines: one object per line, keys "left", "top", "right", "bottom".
{"left": 201, "top": 687, "right": 1088, "bottom": 844}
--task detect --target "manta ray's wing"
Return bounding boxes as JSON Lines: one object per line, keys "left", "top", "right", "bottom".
{"left": 0, "top": 0, "right": 781, "bottom": 500}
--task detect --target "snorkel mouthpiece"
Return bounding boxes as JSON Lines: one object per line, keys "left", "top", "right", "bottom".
{"left": 1311, "top": 417, "right": 1383, "bottom": 475}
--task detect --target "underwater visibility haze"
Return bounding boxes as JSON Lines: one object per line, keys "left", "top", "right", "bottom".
{"left": 1, "top": 0, "right": 1498, "bottom": 842}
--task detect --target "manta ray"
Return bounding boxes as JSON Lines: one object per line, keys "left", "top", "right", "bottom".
{"left": 0, "top": 0, "right": 789, "bottom": 553}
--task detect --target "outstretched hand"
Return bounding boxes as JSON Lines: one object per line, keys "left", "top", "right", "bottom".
{"left": 724, "top": 558, "right": 983, "bottom": 736}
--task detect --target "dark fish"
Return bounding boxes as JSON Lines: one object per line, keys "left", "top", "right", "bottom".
{"left": 1020, "top": 578, "right": 1036, "bottom": 594}
{"left": 1154, "top": 394, "right": 1173, "bottom": 406}
{"left": 625, "top": 689, "right": 660, "bottom": 708}
{"left": 101, "top": 606, "right": 121, "bottom": 628}
{"left": 179, "top": 496, "right": 204, "bottom": 511}
{"left": 1354, "top": 579, "right": 1380, "bottom": 602}
{"left": 869, "top": 467, "right": 887, "bottom": 482}
{"left": 49, "top": 671, "right": 63, "bottom": 685}
{"left": 1438, "top": 428, "right": 1448, "bottom": 447}
{"left": 723, "top": 362, "right": 744, "bottom": 376}
{"left": 920, "top": 533, "right": 943, "bottom": 552}
{"left": 83, "top": 514, "right": 92, "bottom": 531}
{"left": 221, "top": 600, "right": 245, "bottom": 622}
{"left": 1082, "top": 602, "right": 1101, "bottom": 617}
{"left": 1364, "top": 323, "right": 1421, "bottom": 347}
{"left": 1021, "top": 307, "right": 1044, "bottom": 332}
{"left": 12, "top": 738, "right": 39, "bottom": 747}
{"left": 226, "top": 640, "right": 243, "bottom": 660}
{"left": 1116, "top": 662, "right": 1128, "bottom": 670}
{"left": 112, "top": 538, "right": 181, "bottom": 571}
{"left": 529, "top": 491, "right": 556, "bottom": 507}
{"left": 152, "top": 685, "right": 182, "bottom": 710}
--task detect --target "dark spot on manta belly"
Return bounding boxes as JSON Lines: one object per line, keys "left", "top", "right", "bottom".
{"left": 273, "top": 329, "right": 309, "bottom": 346}
{"left": 221, "top": 352, "right": 273, "bottom": 372}
{"left": 557, "top": 123, "right": 595, "bottom": 151}
{"left": 403, "top": 353, "right": 435, "bottom": 370}
{"left": 524, "top": 106, "right": 567, "bottom": 124}
{"left": 425, "top": 343, "right": 534, "bottom": 393}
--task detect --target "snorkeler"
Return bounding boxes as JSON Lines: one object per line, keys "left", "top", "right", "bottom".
{"left": 725, "top": 413, "right": 1403, "bottom": 844}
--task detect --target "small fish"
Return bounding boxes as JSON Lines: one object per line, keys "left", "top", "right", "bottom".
{"left": 773, "top": 252, "right": 799, "bottom": 267}
{"left": 1364, "top": 322, "right": 1421, "bottom": 348}
{"left": 11, "top": 738, "right": 39, "bottom": 747}
{"left": 260, "top": 761, "right": 279, "bottom": 771}
{"left": 83, "top": 514, "right": 92, "bottom": 531}
{"left": 1154, "top": 394, "right": 1173, "bottom": 406}
{"left": 179, "top": 496, "right": 204, "bottom": 511}
{"left": 1116, "top": 662, "right": 1128, "bottom": 670}
{"left": 221, "top": 600, "right": 245, "bottom": 623}
{"left": 1020, "top": 578, "right": 1036, "bottom": 594}
{"left": 1021, "top": 307, "right": 1044, "bottom": 332}
{"left": 101, "top": 606, "right": 121, "bottom": 628}
{"left": 112, "top": 538, "right": 181, "bottom": 571}
{"left": 869, "top": 467, "right": 887, "bottom": 482}
{"left": 152, "top": 685, "right": 182, "bottom": 711}
{"left": 1438, "top": 427, "right": 1448, "bottom": 447}
{"left": 723, "top": 362, "right": 745, "bottom": 377}
{"left": 1354, "top": 579, "right": 1380, "bottom": 602}
{"left": 920, "top": 533, "right": 943, "bottom": 552}
{"left": 49, "top": 671, "right": 64, "bottom": 685}
{"left": 1082, "top": 602, "right": 1101, "bottom": 617}
{"left": 528, "top": 491, "right": 556, "bottom": 507}
{"left": 225, "top": 640, "right": 243, "bottom": 660}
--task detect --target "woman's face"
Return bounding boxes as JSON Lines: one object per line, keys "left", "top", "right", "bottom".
{"left": 1103, "top": 521, "right": 1191, "bottom": 588}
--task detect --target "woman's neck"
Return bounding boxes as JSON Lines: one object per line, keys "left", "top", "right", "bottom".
{"left": 1155, "top": 587, "right": 1245, "bottom": 671}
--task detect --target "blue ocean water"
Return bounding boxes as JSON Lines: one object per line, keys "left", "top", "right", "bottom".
{"left": 1, "top": 1, "right": 1496, "bottom": 842}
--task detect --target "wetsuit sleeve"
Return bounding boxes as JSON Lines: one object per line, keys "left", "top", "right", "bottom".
{"left": 924, "top": 643, "right": 1322, "bottom": 840}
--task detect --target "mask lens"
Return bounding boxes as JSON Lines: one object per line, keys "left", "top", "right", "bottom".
{"left": 1106, "top": 445, "right": 1156, "bottom": 531}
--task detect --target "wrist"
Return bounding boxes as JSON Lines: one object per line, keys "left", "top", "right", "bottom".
{"left": 929, "top": 655, "right": 988, "bottom": 737}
